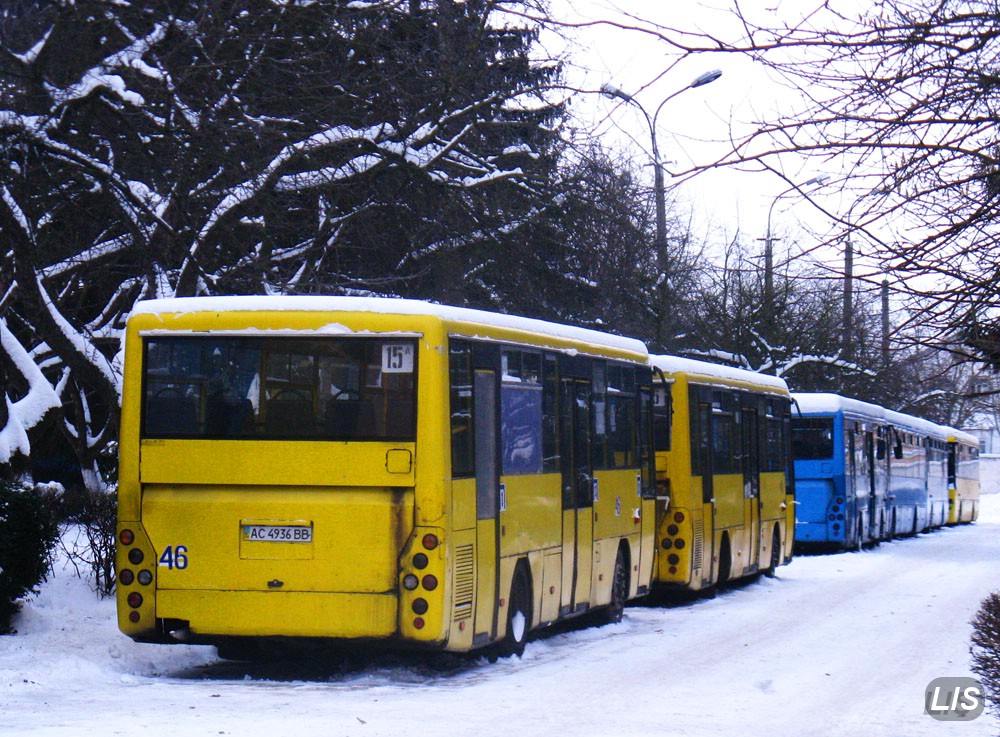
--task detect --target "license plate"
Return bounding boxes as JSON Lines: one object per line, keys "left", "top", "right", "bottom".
{"left": 242, "top": 524, "right": 313, "bottom": 543}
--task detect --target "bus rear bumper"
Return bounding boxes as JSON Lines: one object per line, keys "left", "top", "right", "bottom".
{"left": 794, "top": 521, "right": 842, "bottom": 544}
{"left": 155, "top": 589, "right": 399, "bottom": 639}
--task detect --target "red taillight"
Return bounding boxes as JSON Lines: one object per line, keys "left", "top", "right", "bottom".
{"left": 129, "top": 611, "right": 140, "bottom": 623}
{"left": 413, "top": 617, "right": 425, "bottom": 630}
{"left": 673, "top": 512, "right": 685, "bottom": 524}
{"left": 422, "top": 533, "right": 439, "bottom": 550}
{"left": 120, "top": 529, "right": 135, "bottom": 546}
{"left": 127, "top": 592, "right": 143, "bottom": 608}
{"left": 119, "top": 569, "right": 135, "bottom": 586}
{"left": 422, "top": 575, "right": 438, "bottom": 591}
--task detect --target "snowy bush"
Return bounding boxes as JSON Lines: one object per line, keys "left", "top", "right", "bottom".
{"left": 0, "top": 480, "right": 60, "bottom": 633}
{"left": 60, "top": 488, "right": 118, "bottom": 597}
{"left": 971, "top": 592, "right": 1000, "bottom": 718}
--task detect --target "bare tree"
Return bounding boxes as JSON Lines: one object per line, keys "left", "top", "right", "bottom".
{"left": 681, "top": 231, "right": 889, "bottom": 394}
{"left": 0, "top": 0, "right": 566, "bottom": 485}
{"left": 565, "top": 1, "right": 1000, "bottom": 367}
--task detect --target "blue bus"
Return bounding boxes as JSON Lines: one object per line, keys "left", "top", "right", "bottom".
{"left": 790, "top": 393, "right": 977, "bottom": 549}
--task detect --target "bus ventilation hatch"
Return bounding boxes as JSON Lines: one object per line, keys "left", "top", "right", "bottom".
{"left": 692, "top": 519, "right": 704, "bottom": 571}
{"left": 453, "top": 544, "right": 475, "bottom": 620}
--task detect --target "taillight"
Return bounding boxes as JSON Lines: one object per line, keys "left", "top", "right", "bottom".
{"left": 128, "top": 548, "right": 144, "bottom": 565}
{"left": 137, "top": 570, "right": 153, "bottom": 586}
{"left": 422, "top": 575, "right": 438, "bottom": 591}
{"left": 412, "top": 553, "right": 428, "bottom": 570}
{"left": 412, "top": 598, "right": 429, "bottom": 615}
{"left": 119, "top": 529, "right": 135, "bottom": 546}
{"left": 127, "top": 592, "right": 143, "bottom": 608}
{"left": 673, "top": 511, "right": 685, "bottom": 523}
{"left": 403, "top": 574, "right": 419, "bottom": 591}
{"left": 119, "top": 569, "right": 135, "bottom": 586}
{"left": 422, "top": 533, "right": 439, "bottom": 550}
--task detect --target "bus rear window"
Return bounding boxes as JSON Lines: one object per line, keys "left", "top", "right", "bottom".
{"left": 791, "top": 417, "right": 834, "bottom": 461}
{"left": 142, "top": 337, "right": 417, "bottom": 440}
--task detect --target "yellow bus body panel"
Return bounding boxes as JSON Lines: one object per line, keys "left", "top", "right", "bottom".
{"left": 142, "top": 485, "right": 412, "bottom": 593}
{"left": 139, "top": 439, "right": 415, "bottom": 488}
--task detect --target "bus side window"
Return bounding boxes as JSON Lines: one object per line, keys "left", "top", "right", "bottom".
{"left": 542, "top": 355, "right": 559, "bottom": 473}
{"left": 449, "top": 340, "right": 475, "bottom": 478}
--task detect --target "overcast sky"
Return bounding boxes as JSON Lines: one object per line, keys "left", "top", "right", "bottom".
{"left": 544, "top": 0, "right": 853, "bottom": 273}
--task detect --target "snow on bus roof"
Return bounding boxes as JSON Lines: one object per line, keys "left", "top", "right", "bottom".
{"left": 792, "top": 392, "right": 979, "bottom": 447}
{"left": 792, "top": 392, "right": 886, "bottom": 419}
{"left": 649, "top": 354, "right": 789, "bottom": 394}
{"left": 131, "top": 296, "right": 648, "bottom": 357}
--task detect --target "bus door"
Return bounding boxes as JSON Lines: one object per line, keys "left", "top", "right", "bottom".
{"left": 694, "top": 389, "right": 715, "bottom": 585}
{"left": 560, "top": 378, "right": 593, "bottom": 615}
{"left": 846, "top": 424, "right": 859, "bottom": 542}
{"left": 741, "top": 404, "right": 761, "bottom": 569}
{"left": 865, "top": 430, "right": 878, "bottom": 536}
{"left": 473, "top": 370, "right": 500, "bottom": 640}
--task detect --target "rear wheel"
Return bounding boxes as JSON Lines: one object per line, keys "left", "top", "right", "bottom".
{"left": 602, "top": 548, "right": 628, "bottom": 624}
{"left": 763, "top": 527, "right": 781, "bottom": 578}
{"left": 499, "top": 566, "right": 531, "bottom": 659}
{"left": 716, "top": 535, "right": 732, "bottom": 586}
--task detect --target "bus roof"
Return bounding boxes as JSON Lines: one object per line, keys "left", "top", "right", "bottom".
{"left": 792, "top": 392, "right": 886, "bottom": 418}
{"left": 130, "top": 296, "right": 648, "bottom": 359}
{"left": 649, "top": 354, "right": 789, "bottom": 394}
{"left": 792, "top": 392, "right": 979, "bottom": 447}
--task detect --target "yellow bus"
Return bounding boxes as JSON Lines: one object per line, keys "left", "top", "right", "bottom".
{"left": 116, "top": 296, "right": 657, "bottom": 657}
{"left": 947, "top": 431, "right": 980, "bottom": 525}
{"left": 650, "top": 356, "right": 794, "bottom": 592}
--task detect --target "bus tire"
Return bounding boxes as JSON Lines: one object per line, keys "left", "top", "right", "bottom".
{"left": 717, "top": 535, "right": 732, "bottom": 585}
{"left": 601, "top": 547, "right": 629, "bottom": 624}
{"left": 499, "top": 564, "right": 531, "bottom": 659}
{"left": 763, "top": 527, "right": 781, "bottom": 578}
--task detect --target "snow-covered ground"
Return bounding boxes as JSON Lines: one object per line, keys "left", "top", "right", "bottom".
{"left": 3, "top": 497, "right": 1000, "bottom": 737}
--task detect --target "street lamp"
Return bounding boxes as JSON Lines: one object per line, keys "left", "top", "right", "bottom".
{"left": 601, "top": 69, "right": 723, "bottom": 271}
{"left": 759, "top": 174, "right": 830, "bottom": 308}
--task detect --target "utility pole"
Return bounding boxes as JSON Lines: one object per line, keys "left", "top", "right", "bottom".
{"left": 842, "top": 237, "right": 854, "bottom": 360}
{"left": 881, "top": 278, "right": 890, "bottom": 370}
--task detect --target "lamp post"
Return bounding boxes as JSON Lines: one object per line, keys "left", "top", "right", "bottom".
{"left": 601, "top": 69, "right": 722, "bottom": 273}
{"left": 759, "top": 174, "right": 830, "bottom": 310}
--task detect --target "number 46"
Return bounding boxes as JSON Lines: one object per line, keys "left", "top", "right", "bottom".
{"left": 158, "top": 545, "right": 189, "bottom": 570}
